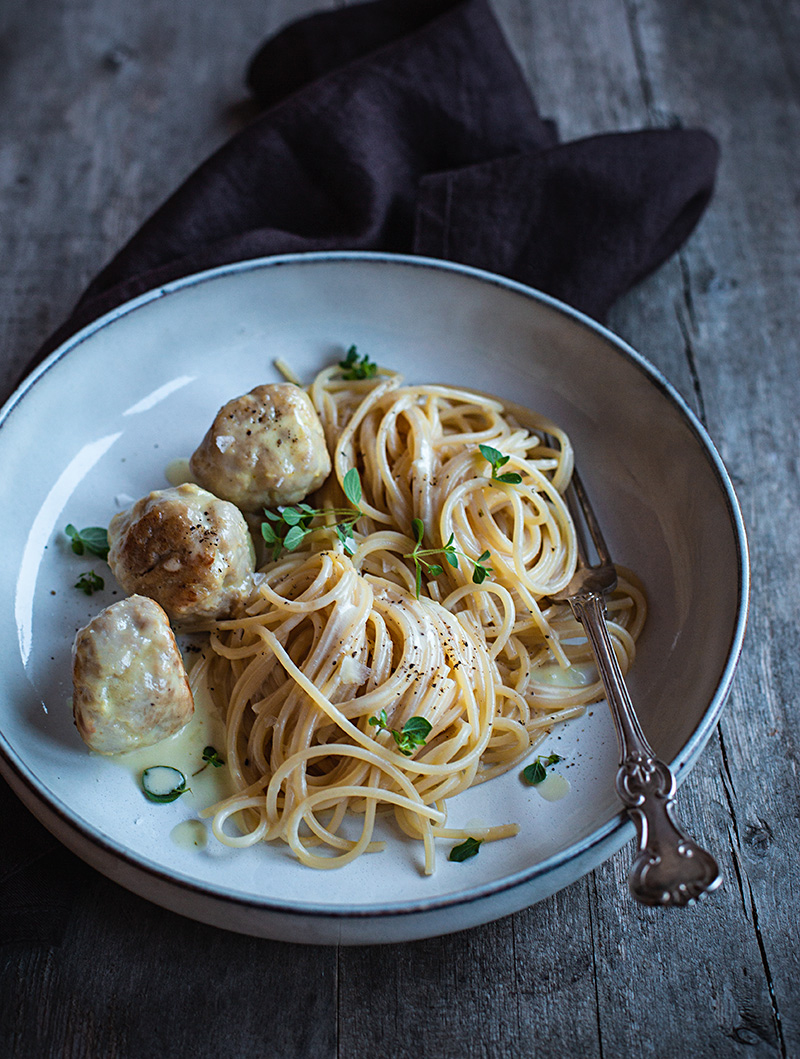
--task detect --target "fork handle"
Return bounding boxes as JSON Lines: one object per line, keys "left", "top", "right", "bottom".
{"left": 569, "top": 592, "right": 722, "bottom": 907}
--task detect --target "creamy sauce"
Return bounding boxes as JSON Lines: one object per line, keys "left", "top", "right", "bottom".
{"left": 535, "top": 772, "right": 571, "bottom": 802}
{"left": 535, "top": 661, "right": 597, "bottom": 688}
{"left": 164, "top": 457, "right": 195, "bottom": 487}
{"left": 170, "top": 819, "right": 208, "bottom": 850}
{"left": 106, "top": 670, "right": 234, "bottom": 813}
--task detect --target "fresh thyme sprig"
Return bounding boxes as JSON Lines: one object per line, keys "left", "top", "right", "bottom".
{"left": 141, "top": 766, "right": 190, "bottom": 804}
{"left": 368, "top": 708, "right": 432, "bottom": 757}
{"left": 65, "top": 524, "right": 110, "bottom": 559}
{"left": 479, "top": 444, "right": 523, "bottom": 484}
{"left": 74, "top": 570, "right": 104, "bottom": 596}
{"left": 260, "top": 468, "right": 363, "bottom": 560}
{"left": 449, "top": 836, "right": 483, "bottom": 862}
{"left": 404, "top": 517, "right": 491, "bottom": 598}
{"left": 339, "top": 345, "right": 378, "bottom": 380}
{"left": 522, "top": 753, "right": 563, "bottom": 785}
{"left": 193, "top": 745, "right": 226, "bottom": 776}
{"left": 202, "top": 746, "right": 225, "bottom": 768}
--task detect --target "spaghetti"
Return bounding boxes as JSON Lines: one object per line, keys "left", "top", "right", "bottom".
{"left": 194, "top": 366, "right": 645, "bottom": 872}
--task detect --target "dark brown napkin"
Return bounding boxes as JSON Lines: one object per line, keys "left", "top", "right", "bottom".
{"left": 34, "top": 0, "right": 718, "bottom": 369}
{"left": 6, "top": 0, "right": 720, "bottom": 947}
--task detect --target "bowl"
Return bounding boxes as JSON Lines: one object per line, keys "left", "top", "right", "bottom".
{"left": 0, "top": 252, "right": 748, "bottom": 944}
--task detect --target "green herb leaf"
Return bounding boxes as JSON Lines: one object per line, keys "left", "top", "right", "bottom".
{"left": 402, "top": 717, "right": 432, "bottom": 741}
{"left": 282, "top": 524, "right": 310, "bottom": 552}
{"left": 65, "top": 524, "right": 109, "bottom": 559}
{"left": 74, "top": 570, "right": 104, "bottom": 596}
{"left": 260, "top": 472, "right": 364, "bottom": 560}
{"left": 479, "top": 444, "right": 523, "bottom": 486}
{"left": 339, "top": 345, "right": 379, "bottom": 380}
{"left": 281, "top": 506, "right": 304, "bottom": 526}
{"left": 449, "top": 836, "right": 483, "bottom": 862}
{"left": 202, "top": 746, "right": 225, "bottom": 768}
{"left": 479, "top": 444, "right": 507, "bottom": 468}
{"left": 404, "top": 520, "right": 492, "bottom": 598}
{"left": 369, "top": 711, "right": 431, "bottom": 756}
{"left": 342, "top": 467, "right": 362, "bottom": 506}
{"left": 368, "top": 708, "right": 389, "bottom": 730}
{"left": 335, "top": 523, "right": 356, "bottom": 555}
{"left": 141, "top": 766, "right": 190, "bottom": 803}
{"left": 523, "top": 761, "right": 547, "bottom": 784}
{"left": 522, "top": 753, "right": 564, "bottom": 785}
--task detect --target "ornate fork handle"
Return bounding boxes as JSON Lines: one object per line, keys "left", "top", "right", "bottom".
{"left": 570, "top": 591, "right": 722, "bottom": 907}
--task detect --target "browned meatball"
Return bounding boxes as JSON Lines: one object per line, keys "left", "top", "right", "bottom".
{"left": 189, "top": 383, "right": 331, "bottom": 512}
{"left": 72, "top": 595, "right": 194, "bottom": 755}
{"left": 107, "top": 483, "right": 255, "bottom": 621}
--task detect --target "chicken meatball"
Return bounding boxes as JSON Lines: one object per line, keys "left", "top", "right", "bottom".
{"left": 189, "top": 383, "right": 331, "bottom": 512}
{"left": 72, "top": 595, "right": 194, "bottom": 755}
{"left": 107, "top": 483, "right": 255, "bottom": 621}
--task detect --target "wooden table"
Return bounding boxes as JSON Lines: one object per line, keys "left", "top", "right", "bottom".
{"left": 1, "top": 1, "right": 796, "bottom": 1055}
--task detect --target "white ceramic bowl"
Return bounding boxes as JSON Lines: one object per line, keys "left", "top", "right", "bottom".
{"left": 0, "top": 252, "right": 748, "bottom": 944}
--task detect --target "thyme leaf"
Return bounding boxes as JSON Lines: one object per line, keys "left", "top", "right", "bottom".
{"left": 260, "top": 470, "right": 363, "bottom": 560}
{"left": 74, "top": 570, "right": 104, "bottom": 596}
{"left": 403, "top": 523, "right": 492, "bottom": 598}
{"left": 141, "top": 766, "right": 190, "bottom": 803}
{"left": 522, "top": 753, "right": 563, "bottom": 785}
{"left": 339, "top": 345, "right": 378, "bottom": 380}
{"left": 449, "top": 837, "right": 483, "bottom": 862}
{"left": 65, "top": 524, "right": 110, "bottom": 559}
{"left": 479, "top": 444, "right": 523, "bottom": 485}
{"left": 368, "top": 709, "right": 432, "bottom": 756}
{"left": 202, "top": 746, "right": 225, "bottom": 768}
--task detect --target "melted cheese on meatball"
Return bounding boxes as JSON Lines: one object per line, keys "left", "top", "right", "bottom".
{"left": 107, "top": 483, "right": 255, "bottom": 621}
{"left": 72, "top": 595, "right": 194, "bottom": 755}
{"left": 189, "top": 383, "right": 331, "bottom": 511}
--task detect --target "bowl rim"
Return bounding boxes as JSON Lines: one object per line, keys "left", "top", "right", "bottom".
{"left": 0, "top": 249, "right": 750, "bottom": 922}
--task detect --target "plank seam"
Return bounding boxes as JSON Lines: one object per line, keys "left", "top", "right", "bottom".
{"left": 675, "top": 254, "right": 708, "bottom": 426}
{"left": 719, "top": 726, "right": 787, "bottom": 1056}
{"left": 621, "top": 0, "right": 656, "bottom": 120}
{"left": 587, "top": 873, "right": 605, "bottom": 1059}
{"left": 336, "top": 943, "right": 342, "bottom": 1059}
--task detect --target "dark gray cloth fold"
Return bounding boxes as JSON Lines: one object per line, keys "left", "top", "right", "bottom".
{"left": 32, "top": 0, "right": 718, "bottom": 368}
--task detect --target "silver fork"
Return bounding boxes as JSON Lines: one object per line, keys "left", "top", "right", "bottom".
{"left": 552, "top": 462, "right": 722, "bottom": 907}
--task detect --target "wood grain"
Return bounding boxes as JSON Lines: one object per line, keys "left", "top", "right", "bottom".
{"left": 2, "top": 0, "right": 798, "bottom": 1056}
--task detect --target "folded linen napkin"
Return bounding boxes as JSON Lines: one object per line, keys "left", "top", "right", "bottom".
{"left": 6, "top": 0, "right": 719, "bottom": 948}
{"left": 34, "top": 0, "right": 718, "bottom": 369}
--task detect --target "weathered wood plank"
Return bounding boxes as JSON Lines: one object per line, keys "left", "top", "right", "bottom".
{"left": 0, "top": 0, "right": 327, "bottom": 396}
{"left": 338, "top": 882, "right": 605, "bottom": 1059}
{"left": 497, "top": 1, "right": 788, "bottom": 1056}
{"left": 340, "top": 916, "right": 524, "bottom": 1059}
{"left": 616, "top": 0, "right": 800, "bottom": 1053}
{"left": 1, "top": 859, "right": 337, "bottom": 1058}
